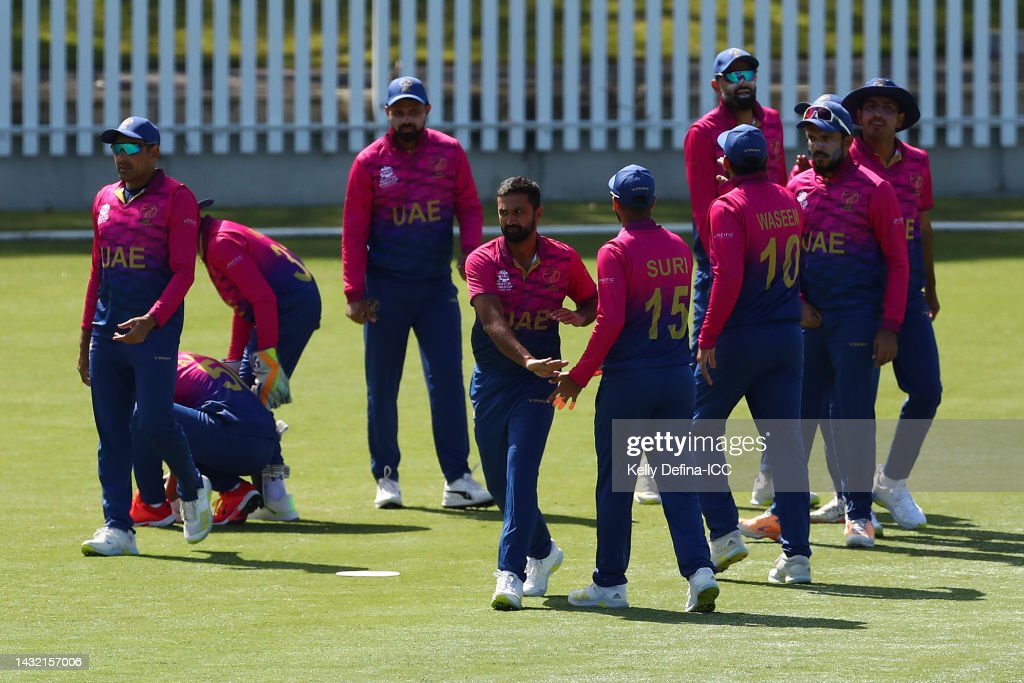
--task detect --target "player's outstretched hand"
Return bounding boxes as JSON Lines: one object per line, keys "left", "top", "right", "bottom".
{"left": 525, "top": 357, "right": 568, "bottom": 378}
{"left": 253, "top": 347, "right": 292, "bottom": 409}
{"left": 873, "top": 329, "right": 898, "bottom": 367}
{"left": 549, "top": 307, "right": 586, "bottom": 326}
{"left": 548, "top": 372, "right": 583, "bottom": 410}
{"left": 112, "top": 314, "right": 157, "bottom": 344}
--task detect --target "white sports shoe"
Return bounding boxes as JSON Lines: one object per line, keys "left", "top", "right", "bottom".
{"left": 810, "top": 494, "right": 846, "bottom": 523}
{"left": 750, "top": 471, "right": 775, "bottom": 506}
{"left": 873, "top": 466, "right": 927, "bottom": 529}
{"left": 633, "top": 468, "right": 662, "bottom": 506}
{"left": 491, "top": 570, "right": 524, "bottom": 611}
{"left": 768, "top": 553, "right": 812, "bottom": 584}
{"left": 250, "top": 494, "right": 300, "bottom": 521}
{"left": 442, "top": 472, "right": 495, "bottom": 508}
{"left": 685, "top": 567, "right": 720, "bottom": 613}
{"left": 568, "top": 582, "right": 629, "bottom": 609}
{"left": 375, "top": 472, "right": 403, "bottom": 509}
{"left": 81, "top": 526, "right": 139, "bottom": 557}
{"left": 709, "top": 530, "right": 749, "bottom": 572}
{"left": 182, "top": 475, "right": 213, "bottom": 544}
{"left": 871, "top": 510, "right": 884, "bottom": 538}
{"left": 523, "top": 541, "right": 564, "bottom": 597}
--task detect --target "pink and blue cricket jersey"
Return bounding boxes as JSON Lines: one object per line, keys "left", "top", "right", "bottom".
{"left": 200, "top": 218, "right": 318, "bottom": 361}
{"left": 849, "top": 136, "right": 934, "bottom": 294}
{"left": 466, "top": 235, "right": 597, "bottom": 377}
{"left": 342, "top": 127, "right": 483, "bottom": 301}
{"left": 567, "top": 219, "right": 693, "bottom": 387}
{"left": 698, "top": 174, "right": 806, "bottom": 350}
{"left": 82, "top": 169, "right": 199, "bottom": 334}
{"left": 787, "top": 158, "right": 909, "bottom": 331}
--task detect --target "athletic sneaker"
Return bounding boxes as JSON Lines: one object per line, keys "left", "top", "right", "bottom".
{"left": 568, "top": 583, "right": 629, "bottom": 609}
{"left": 490, "top": 570, "right": 524, "bottom": 611}
{"left": 182, "top": 475, "right": 213, "bottom": 544}
{"left": 250, "top": 494, "right": 300, "bottom": 521}
{"left": 375, "top": 473, "right": 403, "bottom": 509}
{"left": 750, "top": 471, "right": 774, "bottom": 506}
{"left": 810, "top": 494, "right": 846, "bottom": 523}
{"left": 634, "top": 459, "right": 661, "bottom": 505}
{"left": 685, "top": 567, "right": 719, "bottom": 613}
{"left": 130, "top": 490, "right": 176, "bottom": 527}
{"left": 523, "top": 541, "right": 564, "bottom": 597}
{"left": 442, "top": 472, "right": 495, "bottom": 508}
{"left": 873, "top": 466, "right": 927, "bottom": 529}
{"left": 871, "top": 510, "right": 885, "bottom": 538}
{"left": 739, "top": 512, "right": 781, "bottom": 541}
{"left": 81, "top": 526, "right": 139, "bottom": 557}
{"left": 768, "top": 553, "right": 812, "bottom": 584}
{"left": 709, "top": 530, "right": 749, "bottom": 572}
{"left": 844, "top": 517, "right": 876, "bottom": 548}
{"left": 213, "top": 481, "right": 263, "bottom": 526}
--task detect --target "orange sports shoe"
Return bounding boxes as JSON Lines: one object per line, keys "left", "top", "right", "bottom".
{"left": 739, "top": 512, "right": 782, "bottom": 542}
{"left": 130, "top": 489, "right": 176, "bottom": 527}
{"left": 844, "top": 517, "right": 876, "bottom": 548}
{"left": 212, "top": 481, "right": 263, "bottom": 526}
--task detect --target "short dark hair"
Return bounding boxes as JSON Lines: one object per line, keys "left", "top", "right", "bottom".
{"left": 496, "top": 176, "right": 541, "bottom": 209}
{"left": 730, "top": 156, "right": 768, "bottom": 176}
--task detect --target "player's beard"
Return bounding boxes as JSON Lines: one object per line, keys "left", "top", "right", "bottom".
{"left": 724, "top": 86, "right": 757, "bottom": 112}
{"left": 394, "top": 123, "right": 424, "bottom": 145}
{"left": 500, "top": 218, "right": 536, "bottom": 244}
{"left": 811, "top": 148, "right": 845, "bottom": 175}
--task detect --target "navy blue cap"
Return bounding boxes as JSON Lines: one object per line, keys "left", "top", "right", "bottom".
{"left": 842, "top": 78, "right": 920, "bottom": 131}
{"left": 713, "top": 47, "right": 759, "bottom": 75}
{"left": 794, "top": 93, "right": 842, "bottom": 116}
{"left": 386, "top": 77, "right": 430, "bottom": 107}
{"left": 797, "top": 99, "right": 854, "bottom": 136}
{"left": 717, "top": 124, "right": 768, "bottom": 170}
{"left": 100, "top": 116, "right": 160, "bottom": 145}
{"left": 608, "top": 164, "right": 656, "bottom": 207}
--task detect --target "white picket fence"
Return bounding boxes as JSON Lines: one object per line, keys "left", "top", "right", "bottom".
{"left": 0, "top": 0, "right": 1019, "bottom": 158}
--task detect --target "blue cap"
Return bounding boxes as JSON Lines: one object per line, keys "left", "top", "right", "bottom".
{"left": 794, "top": 93, "right": 842, "bottom": 116}
{"left": 716, "top": 124, "right": 768, "bottom": 170}
{"left": 608, "top": 164, "right": 656, "bottom": 207}
{"left": 100, "top": 116, "right": 160, "bottom": 145}
{"left": 713, "top": 47, "right": 759, "bottom": 75}
{"left": 796, "top": 99, "right": 854, "bottom": 136}
{"left": 386, "top": 76, "right": 430, "bottom": 107}
{"left": 842, "top": 78, "right": 920, "bottom": 131}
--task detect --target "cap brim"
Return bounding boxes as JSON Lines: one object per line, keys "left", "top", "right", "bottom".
{"left": 386, "top": 95, "right": 428, "bottom": 107}
{"left": 197, "top": 198, "right": 215, "bottom": 210}
{"left": 100, "top": 128, "right": 145, "bottom": 143}
{"left": 797, "top": 119, "right": 844, "bottom": 134}
{"left": 794, "top": 102, "right": 813, "bottom": 115}
{"left": 842, "top": 86, "right": 920, "bottom": 131}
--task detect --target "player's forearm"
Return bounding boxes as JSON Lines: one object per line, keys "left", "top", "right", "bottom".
{"left": 481, "top": 321, "right": 535, "bottom": 368}
{"left": 920, "top": 211, "right": 937, "bottom": 289}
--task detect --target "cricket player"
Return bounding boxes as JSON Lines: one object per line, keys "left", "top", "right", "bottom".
{"left": 550, "top": 165, "right": 720, "bottom": 612}
{"left": 77, "top": 116, "right": 212, "bottom": 556}
{"left": 782, "top": 99, "right": 909, "bottom": 548}
{"left": 342, "top": 76, "right": 492, "bottom": 510}
{"left": 131, "top": 352, "right": 298, "bottom": 527}
{"left": 693, "top": 126, "right": 812, "bottom": 583}
{"left": 467, "top": 176, "right": 597, "bottom": 611}
{"left": 198, "top": 204, "right": 322, "bottom": 411}
{"left": 841, "top": 78, "right": 940, "bottom": 530}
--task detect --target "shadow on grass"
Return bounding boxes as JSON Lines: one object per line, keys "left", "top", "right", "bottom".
{"left": 141, "top": 550, "right": 362, "bottom": 574}
{"left": 539, "top": 596, "right": 865, "bottom": 629}
{"left": 402, "top": 505, "right": 597, "bottom": 528}
{"left": 148, "top": 519, "right": 430, "bottom": 535}
{"left": 812, "top": 530, "right": 1024, "bottom": 567}
{"left": 716, "top": 577, "right": 985, "bottom": 602}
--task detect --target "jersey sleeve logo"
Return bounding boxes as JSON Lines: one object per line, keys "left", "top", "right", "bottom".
{"left": 379, "top": 165, "right": 399, "bottom": 188}
{"left": 497, "top": 269, "right": 513, "bottom": 291}
{"left": 796, "top": 191, "right": 809, "bottom": 209}
{"left": 97, "top": 203, "right": 111, "bottom": 224}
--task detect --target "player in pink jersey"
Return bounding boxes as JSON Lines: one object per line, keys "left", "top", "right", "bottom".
{"left": 468, "top": 176, "right": 597, "bottom": 611}
{"left": 77, "top": 116, "right": 211, "bottom": 556}
{"left": 841, "top": 79, "right": 939, "bottom": 530}
{"left": 198, "top": 204, "right": 322, "bottom": 414}
{"left": 786, "top": 99, "right": 909, "bottom": 548}
{"left": 342, "top": 77, "right": 492, "bottom": 510}
{"left": 550, "top": 165, "right": 720, "bottom": 612}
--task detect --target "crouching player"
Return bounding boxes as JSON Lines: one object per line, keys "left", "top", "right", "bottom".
{"left": 130, "top": 352, "right": 299, "bottom": 527}
{"left": 198, "top": 201, "right": 322, "bottom": 410}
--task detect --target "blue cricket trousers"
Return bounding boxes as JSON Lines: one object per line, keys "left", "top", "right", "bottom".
{"left": 593, "top": 365, "right": 714, "bottom": 587}
{"left": 695, "top": 322, "right": 811, "bottom": 559}
{"left": 801, "top": 311, "right": 880, "bottom": 522}
{"left": 239, "top": 280, "right": 322, "bottom": 384}
{"left": 364, "top": 272, "right": 470, "bottom": 483}
{"left": 470, "top": 370, "right": 555, "bottom": 580}
{"left": 89, "top": 326, "right": 202, "bottom": 531}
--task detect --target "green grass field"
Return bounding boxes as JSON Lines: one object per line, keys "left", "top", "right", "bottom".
{"left": 2, "top": 231, "right": 1023, "bottom": 681}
